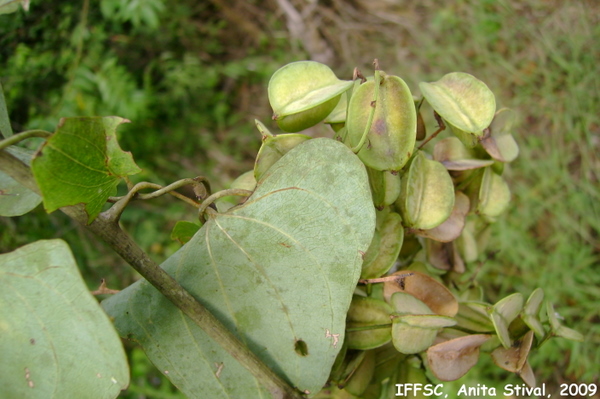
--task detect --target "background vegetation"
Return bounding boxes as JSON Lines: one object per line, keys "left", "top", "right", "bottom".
{"left": 1, "top": 0, "right": 598, "bottom": 397}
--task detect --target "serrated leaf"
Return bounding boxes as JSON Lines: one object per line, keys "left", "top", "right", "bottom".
{"left": 31, "top": 117, "right": 141, "bottom": 223}
{"left": 0, "top": 239, "right": 129, "bottom": 398}
{"left": 102, "top": 138, "right": 376, "bottom": 397}
{"left": 419, "top": 72, "right": 496, "bottom": 134}
{"left": 0, "top": 147, "right": 41, "bottom": 216}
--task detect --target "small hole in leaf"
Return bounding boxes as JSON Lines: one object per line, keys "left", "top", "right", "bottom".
{"left": 294, "top": 339, "right": 308, "bottom": 356}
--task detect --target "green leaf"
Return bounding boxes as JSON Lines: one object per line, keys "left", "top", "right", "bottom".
{"left": 0, "top": 147, "right": 41, "bottom": 216}
{"left": 0, "top": 239, "right": 129, "bottom": 398}
{"left": 0, "top": 0, "right": 28, "bottom": 15}
{"left": 103, "top": 138, "right": 376, "bottom": 397}
{"left": 419, "top": 72, "right": 496, "bottom": 134}
{"left": 31, "top": 117, "right": 141, "bottom": 223}
{"left": 170, "top": 221, "right": 200, "bottom": 245}
{"left": 0, "top": 81, "right": 13, "bottom": 137}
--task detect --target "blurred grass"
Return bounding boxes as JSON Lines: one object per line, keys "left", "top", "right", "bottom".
{"left": 1, "top": 0, "right": 598, "bottom": 395}
{"left": 368, "top": 0, "right": 599, "bottom": 386}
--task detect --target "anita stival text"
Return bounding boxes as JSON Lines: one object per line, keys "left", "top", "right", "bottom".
{"left": 395, "top": 383, "right": 548, "bottom": 397}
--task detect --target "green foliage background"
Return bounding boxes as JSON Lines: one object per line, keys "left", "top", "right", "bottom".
{"left": 1, "top": 0, "right": 598, "bottom": 396}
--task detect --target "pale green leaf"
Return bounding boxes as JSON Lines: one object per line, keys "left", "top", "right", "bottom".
{"left": 0, "top": 239, "right": 129, "bottom": 398}
{"left": 0, "top": 147, "right": 41, "bottom": 216}
{"left": 103, "top": 138, "right": 376, "bottom": 397}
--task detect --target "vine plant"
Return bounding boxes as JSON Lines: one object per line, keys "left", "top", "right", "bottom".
{"left": 0, "top": 56, "right": 582, "bottom": 398}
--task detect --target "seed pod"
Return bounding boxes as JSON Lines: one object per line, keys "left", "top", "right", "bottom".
{"left": 489, "top": 293, "right": 524, "bottom": 348}
{"left": 419, "top": 72, "right": 496, "bottom": 146}
{"left": 427, "top": 334, "right": 492, "bottom": 381}
{"left": 342, "top": 350, "right": 375, "bottom": 396}
{"left": 367, "top": 167, "right": 402, "bottom": 210}
{"left": 268, "top": 61, "right": 353, "bottom": 132}
{"left": 346, "top": 295, "right": 393, "bottom": 350}
{"left": 360, "top": 210, "right": 404, "bottom": 279}
{"left": 397, "top": 152, "right": 455, "bottom": 230}
{"left": 253, "top": 120, "right": 311, "bottom": 181}
{"left": 346, "top": 72, "right": 417, "bottom": 171}
{"left": 481, "top": 108, "right": 519, "bottom": 162}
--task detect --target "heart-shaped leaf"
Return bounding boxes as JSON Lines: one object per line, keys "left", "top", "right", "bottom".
{"left": 0, "top": 239, "right": 129, "bottom": 398}
{"left": 419, "top": 72, "right": 496, "bottom": 134}
{"left": 103, "top": 138, "right": 376, "bottom": 397}
{"left": 31, "top": 117, "right": 141, "bottom": 223}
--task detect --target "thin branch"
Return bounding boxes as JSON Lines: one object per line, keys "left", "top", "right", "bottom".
{"left": 417, "top": 111, "right": 446, "bottom": 150}
{"left": 0, "top": 130, "right": 52, "bottom": 151}
{"left": 198, "top": 188, "right": 253, "bottom": 223}
{"left": 0, "top": 149, "right": 303, "bottom": 399}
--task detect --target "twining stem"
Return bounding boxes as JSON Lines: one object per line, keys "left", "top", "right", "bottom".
{"left": 106, "top": 177, "right": 210, "bottom": 222}
{"left": 0, "top": 130, "right": 52, "bottom": 150}
{"left": 350, "top": 60, "right": 382, "bottom": 153}
{"left": 0, "top": 150, "right": 303, "bottom": 399}
{"left": 198, "top": 188, "right": 253, "bottom": 223}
